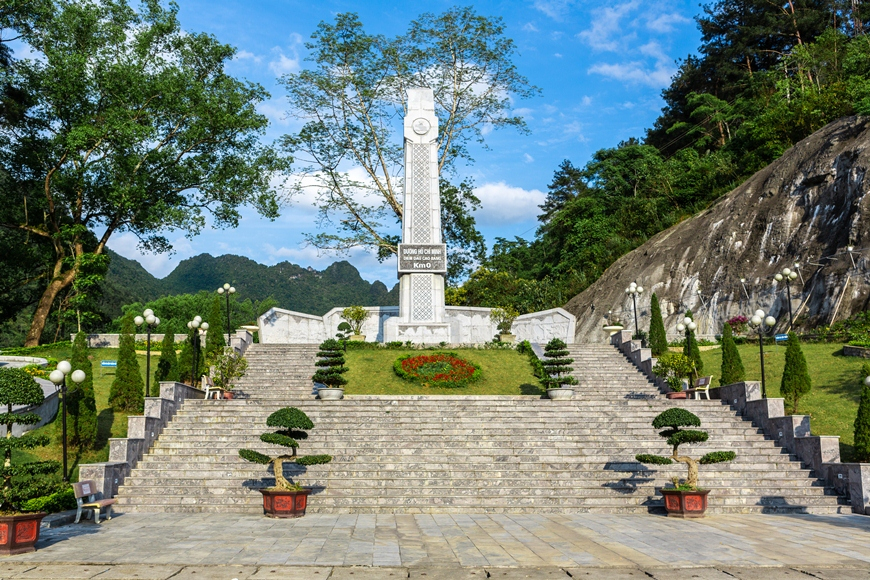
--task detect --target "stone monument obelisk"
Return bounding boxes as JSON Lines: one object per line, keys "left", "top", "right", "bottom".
{"left": 384, "top": 88, "right": 451, "bottom": 343}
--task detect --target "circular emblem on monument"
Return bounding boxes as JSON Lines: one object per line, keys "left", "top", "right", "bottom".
{"left": 412, "top": 118, "right": 431, "bottom": 135}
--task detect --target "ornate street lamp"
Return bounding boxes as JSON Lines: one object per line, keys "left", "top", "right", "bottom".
{"left": 774, "top": 268, "right": 798, "bottom": 329}
{"left": 748, "top": 309, "right": 777, "bottom": 398}
{"left": 49, "top": 361, "right": 85, "bottom": 482}
{"left": 134, "top": 309, "right": 160, "bottom": 398}
{"left": 216, "top": 283, "right": 236, "bottom": 346}
{"left": 186, "top": 316, "right": 208, "bottom": 388}
{"left": 676, "top": 316, "right": 697, "bottom": 352}
{"left": 625, "top": 282, "right": 644, "bottom": 338}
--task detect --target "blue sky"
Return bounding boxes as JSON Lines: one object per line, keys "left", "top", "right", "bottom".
{"left": 108, "top": 0, "right": 708, "bottom": 284}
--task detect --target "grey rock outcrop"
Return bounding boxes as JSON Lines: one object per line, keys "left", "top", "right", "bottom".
{"left": 566, "top": 116, "right": 870, "bottom": 343}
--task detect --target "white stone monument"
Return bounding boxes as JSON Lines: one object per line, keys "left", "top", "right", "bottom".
{"left": 384, "top": 88, "right": 451, "bottom": 344}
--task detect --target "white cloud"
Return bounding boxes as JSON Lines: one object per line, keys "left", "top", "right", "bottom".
{"left": 108, "top": 232, "right": 195, "bottom": 279}
{"left": 646, "top": 12, "right": 691, "bottom": 33}
{"left": 523, "top": 22, "right": 539, "bottom": 32}
{"left": 534, "top": 0, "right": 574, "bottom": 20}
{"left": 588, "top": 60, "right": 675, "bottom": 88}
{"left": 473, "top": 182, "right": 546, "bottom": 225}
{"left": 580, "top": 95, "right": 592, "bottom": 106}
{"left": 234, "top": 50, "right": 262, "bottom": 63}
{"left": 523, "top": 153, "right": 535, "bottom": 164}
{"left": 554, "top": 53, "right": 563, "bottom": 58}
{"left": 268, "top": 33, "right": 303, "bottom": 76}
{"left": 577, "top": 1, "right": 639, "bottom": 52}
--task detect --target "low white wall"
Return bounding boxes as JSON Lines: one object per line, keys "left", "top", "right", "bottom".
{"left": 73, "top": 334, "right": 191, "bottom": 348}
{"left": 258, "top": 306, "right": 576, "bottom": 345}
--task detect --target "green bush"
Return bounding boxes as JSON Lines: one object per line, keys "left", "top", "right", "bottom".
{"left": 648, "top": 293, "right": 668, "bottom": 357}
{"left": 853, "top": 363, "right": 870, "bottom": 462}
{"left": 719, "top": 323, "right": 745, "bottom": 387}
{"left": 781, "top": 332, "right": 811, "bottom": 414}
{"left": 653, "top": 352, "right": 694, "bottom": 391}
{"left": 109, "top": 312, "right": 144, "bottom": 412}
{"left": 155, "top": 332, "right": 178, "bottom": 384}
{"left": 68, "top": 332, "right": 98, "bottom": 449}
{"left": 340, "top": 306, "right": 370, "bottom": 335}
{"left": 20, "top": 488, "right": 76, "bottom": 513}
{"left": 312, "top": 339, "right": 348, "bottom": 388}
{"left": 540, "top": 338, "right": 578, "bottom": 390}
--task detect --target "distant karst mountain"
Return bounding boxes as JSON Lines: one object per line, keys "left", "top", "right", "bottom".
{"left": 567, "top": 116, "right": 870, "bottom": 342}
{"left": 99, "top": 250, "right": 398, "bottom": 319}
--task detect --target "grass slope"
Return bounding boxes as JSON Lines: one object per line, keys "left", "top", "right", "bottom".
{"left": 344, "top": 348, "right": 543, "bottom": 396}
{"left": 699, "top": 342, "right": 865, "bottom": 461}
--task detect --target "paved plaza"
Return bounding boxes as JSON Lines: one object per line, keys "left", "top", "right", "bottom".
{"left": 1, "top": 512, "right": 870, "bottom": 579}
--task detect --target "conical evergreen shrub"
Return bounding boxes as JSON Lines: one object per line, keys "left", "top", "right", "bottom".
{"left": 155, "top": 331, "right": 178, "bottom": 385}
{"left": 648, "top": 293, "right": 668, "bottom": 357}
{"left": 854, "top": 362, "right": 870, "bottom": 462}
{"left": 203, "top": 295, "right": 226, "bottom": 367}
{"left": 109, "top": 312, "right": 145, "bottom": 413}
{"left": 312, "top": 338, "right": 348, "bottom": 388}
{"left": 177, "top": 335, "right": 194, "bottom": 385}
{"left": 780, "top": 332, "right": 811, "bottom": 414}
{"left": 68, "top": 332, "right": 98, "bottom": 448}
{"left": 541, "top": 338, "right": 579, "bottom": 390}
{"left": 683, "top": 310, "right": 703, "bottom": 377}
{"left": 719, "top": 323, "right": 745, "bottom": 387}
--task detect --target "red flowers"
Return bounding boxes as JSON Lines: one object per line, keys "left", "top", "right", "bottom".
{"left": 393, "top": 353, "right": 481, "bottom": 388}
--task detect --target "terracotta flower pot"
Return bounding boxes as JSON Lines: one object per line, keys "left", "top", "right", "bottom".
{"left": 666, "top": 391, "right": 687, "bottom": 399}
{"left": 223, "top": 390, "right": 234, "bottom": 400}
{"left": 660, "top": 489, "right": 709, "bottom": 518}
{"left": 0, "top": 512, "right": 46, "bottom": 555}
{"left": 259, "top": 488, "right": 311, "bottom": 518}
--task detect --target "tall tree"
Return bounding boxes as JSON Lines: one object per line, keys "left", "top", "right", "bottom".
{"left": 719, "top": 322, "right": 745, "bottom": 386}
{"left": 648, "top": 293, "right": 668, "bottom": 357}
{"left": 109, "top": 312, "right": 143, "bottom": 413}
{"left": 538, "top": 160, "right": 586, "bottom": 224}
{"left": 1, "top": 0, "right": 285, "bottom": 346}
{"left": 280, "top": 8, "right": 537, "bottom": 258}
{"left": 68, "top": 331, "right": 97, "bottom": 448}
{"left": 203, "top": 295, "right": 226, "bottom": 370}
{"left": 683, "top": 310, "right": 704, "bottom": 377}
{"left": 155, "top": 331, "right": 178, "bottom": 385}
{"left": 781, "top": 332, "right": 811, "bottom": 413}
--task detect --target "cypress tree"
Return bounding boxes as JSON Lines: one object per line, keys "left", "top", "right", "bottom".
{"left": 68, "top": 331, "right": 98, "bottom": 448}
{"left": 648, "top": 293, "right": 668, "bottom": 357}
{"left": 203, "top": 295, "right": 226, "bottom": 371}
{"left": 540, "top": 338, "right": 579, "bottom": 390}
{"left": 780, "top": 332, "right": 811, "bottom": 414}
{"left": 155, "top": 331, "right": 178, "bottom": 385}
{"left": 719, "top": 322, "right": 745, "bottom": 387}
{"left": 854, "top": 362, "right": 870, "bottom": 462}
{"left": 177, "top": 335, "right": 194, "bottom": 385}
{"left": 109, "top": 312, "right": 145, "bottom": 413}
{"left": 683, "top": 310, "right": 703, "bottom": 377}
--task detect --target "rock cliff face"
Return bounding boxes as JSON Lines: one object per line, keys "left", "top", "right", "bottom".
{"left": 566, "top": 116, "right": 870, "bottom": 343}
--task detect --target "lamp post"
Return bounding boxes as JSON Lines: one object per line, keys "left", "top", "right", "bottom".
{"left": 793, "top": 263, "right": 804, "bottom": 286}
{"left": 774, "top": 268, "right": 798, "bottom": 329}
{"left": 217, "top": 283, "right": 236, "bottom": 346}
{"left": 625, "top": 282, "right": 644, "bottom": 337}
{"left": 49, "top": 362, "right": 85, "bottom": 482}
{"left": 739, "top": 277, "right": 750, "bottom": 301}
{"left": 187, "top": 316, "right": 209, "bottom": 388}
{"left": 748, "top": 309, "right": 777, "bottom": 398}
{"left": 134, "top": 309, "right": 160, "bottom": 398}
{"left": 676, "top": 316, "right": 697, "bottom": 352}
{"left": 847, "top": 245, "right": 857, "bottom": 269}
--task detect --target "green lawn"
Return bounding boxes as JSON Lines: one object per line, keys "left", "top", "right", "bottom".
{"left": 699, "top": 342, "right": 866, "bottom": 461}
{"left": 344, "top": 348, "right": 543, "bottom": 396}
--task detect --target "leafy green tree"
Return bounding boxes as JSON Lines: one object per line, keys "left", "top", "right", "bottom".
{"left": 280, "top": 7, "right": 536, "bottom": 257}
{"left": 683, "top": 310, "right": 703, "bottom": 377}
{"left": 440, "top": 179, "right": 486, "bottom": 284}
{"left": 538, "top": 160, "right": 587, "bottom": 223}
{"left": 155, "top": 332, "right": 178, "bottom": 385}
{"left": 68, "top": 332, "right": 97, "bottom": 448}
{"left": 2, "top": 0, "right": 285, "bottom": 346}
{"left": 648, "top": 293, "right": 668, "bottom": 357}
{"left": 109, "top": 312, "right": 144, "bottom": 413}
{"left": 781, "top": 332, "right": 811, "bottom": 413}
{"left": 854, "top": 362, "right": 870, "bottom": 462}
{"left": 540, "top": 338, "right": 578, "bottom": 390}
{"left": 0, "top": 367, "right": 60, "bottom": 510}
{"left": 719, "top": 323, "right": 746, "bottom": 387}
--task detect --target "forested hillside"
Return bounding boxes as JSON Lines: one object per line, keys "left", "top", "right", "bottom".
{"left": 451, "top": 0, "right": 870, "bottom": 312}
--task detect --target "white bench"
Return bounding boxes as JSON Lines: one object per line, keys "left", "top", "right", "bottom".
{"left": 73, "top": 479, "right": 116, "bottom": 524}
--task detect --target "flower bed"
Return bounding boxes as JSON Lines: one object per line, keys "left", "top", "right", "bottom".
{"left": 393, "top": 352, "right": 481, "bottom": 388}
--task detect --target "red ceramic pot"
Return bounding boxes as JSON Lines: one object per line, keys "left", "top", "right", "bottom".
{"left": 259, "top": 488, "right": 311, "bottom": 518}
{"left": 0, "top": 512, "right": 46, "bottom": 555}
{"left": 660, "top": 489, "right": 709, "bottom": 518}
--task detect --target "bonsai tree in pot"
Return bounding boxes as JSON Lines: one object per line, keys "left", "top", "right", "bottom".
{"left": 0, "top": 367, "right": 61, "bottom": 554}
{"left": 206, "top": 348, "right": 248, "bottom": 400}
{"left": 635, "top": 408, "right": 736, "bottom": 517}
{"left": 239, "top": 407, "right": 332, "bottom": 517}
{"left": 541, "top": 338, "right": 578, "bottom": 400}
{"left": 340, "top": 306, "right": 369, "bottom": 340}
{"left": 652, "top": 352, "right": 695, "bottom": 398}
{"left": 312, "top": 339, "right": 348, "bottom": 400}
{"left": 491, "top": 306, "right": 519, "bottom": 343}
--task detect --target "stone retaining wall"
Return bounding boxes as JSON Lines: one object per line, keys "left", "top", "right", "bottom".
{"left": 611, "top": 329, "right": 870, "bottom": 515}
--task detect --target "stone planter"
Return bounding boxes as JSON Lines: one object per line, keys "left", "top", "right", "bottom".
{"left": 0, "top": 512, "right": 46, "bottom": 555}
{"left": 666, "top": 391, "right": 687, "bottom": 399}
{"left": 660, "top": 489, "right": 709, "bottom": 518}
{"left": 498, "top": 333, "right": 515, "bottom": 343}
{"left": 259, "top": 488, "right": 311, "bottom": 518}
{"left": 318, "top": 388, "right": 344, "bottom": 400}
{"left": 547, "top": 388, "right": 574, "bottom": 400}
{"left": 602, "top": 325, "right": 624, "bottom": 336}
{"left": 349, "top": 335, "right": 366, "bottom": 342}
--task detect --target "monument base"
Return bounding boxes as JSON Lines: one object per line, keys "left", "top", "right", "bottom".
{"left": 383, "top": 319, "right": 451, "bottom": 344}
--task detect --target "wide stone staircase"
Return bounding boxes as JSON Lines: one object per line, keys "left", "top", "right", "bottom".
{"left": 113, "top": 343, "right": 848, "bottom": 514}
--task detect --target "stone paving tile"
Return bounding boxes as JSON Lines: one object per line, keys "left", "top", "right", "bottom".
{"left": 14, "top": 564, "right": 112, "bottom": 578}
{"left": 89, "top": 564, "right": 184, "bottom": 579}
{"left": 486, "top": 567, "right": 570, "bottom": 578}
{"left": 407, "top": 566, "right": 486, "bottom": 579}
{"left": 247, "top": 567, "right": 333, "bottom": 579}
{"left": 328, "top": 567, "right": 408, "bottom": 579}
{"left": 168, "top": 565, "right": 258, "bottom": 580}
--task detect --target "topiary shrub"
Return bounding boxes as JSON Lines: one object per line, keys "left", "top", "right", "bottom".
{"left": 648, "top": 293, "right": 668, "bottom": 357}
{"left": 109, "top": 312, "right": 144, "bottom": 413}
{"left": 635, "top": 408, "right": 735, "bottom": 490}
{"left": 239, "top": 407, "right": 332, "bottom": 490}
{"left": 68, "top": 331, "right": 97, "bottom": 449}
{"left": 719, "top": 322, "right": 745, "bottom": 387}
{"left": 312, "top": 339, "right": 348, "bottom": 389}
{"left": 540, "top": 338, "right": 578, "bottom": 390}
{"left": 0, "top": 368, "right": 61, "bottom": 511}
{"left": 781, "top": 332, "right": 811, "bottom": 414}
{"left": 155, "top": 332, "right": 178, "bottom": 384}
